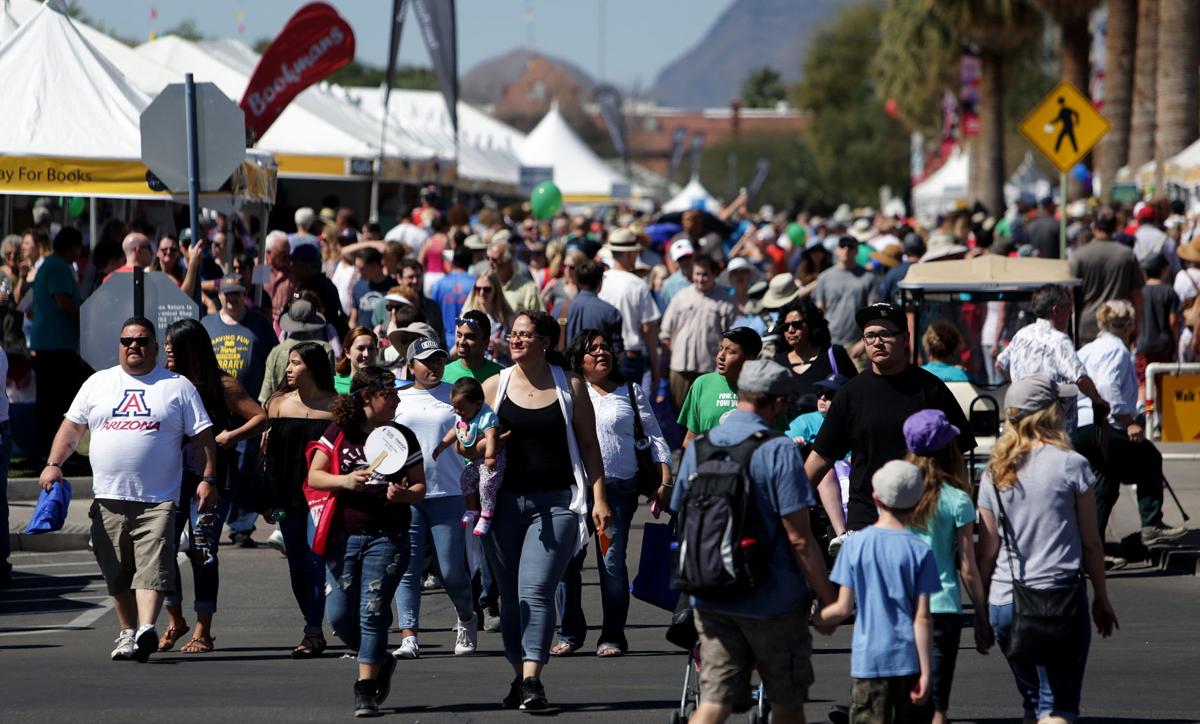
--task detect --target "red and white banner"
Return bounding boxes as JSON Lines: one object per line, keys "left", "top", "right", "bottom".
{"left": 240, "top": 2, "right": 355, "bottom": 143}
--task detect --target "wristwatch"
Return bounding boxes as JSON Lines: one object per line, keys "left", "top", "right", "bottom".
{"left": 201, "top": 475, "right": 218, "bottom": 484}
{"left": 44, "top": 462, "right": 62, "bottom": 468}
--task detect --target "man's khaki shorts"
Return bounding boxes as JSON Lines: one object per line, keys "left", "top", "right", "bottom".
{"left": 694, "top": 607, "right": 814, "bottom": 712}
{"left": 90, "top": 499, "right": 176, "bottom": 595}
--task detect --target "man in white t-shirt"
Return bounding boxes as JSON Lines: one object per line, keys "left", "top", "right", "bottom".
{"left": 39, "top": 317, "right": 215, "bottom": 663}
{"left": 599, "top": 229, "right": 661, "bottom": 392}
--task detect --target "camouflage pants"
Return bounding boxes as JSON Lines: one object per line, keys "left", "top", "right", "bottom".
{"left": 850, "top": 675, "right": 933, "bottom": 724}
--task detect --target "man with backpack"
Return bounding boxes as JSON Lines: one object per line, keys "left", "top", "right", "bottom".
{"left": 670, "top": 358, "right": 836, "bottom": 724}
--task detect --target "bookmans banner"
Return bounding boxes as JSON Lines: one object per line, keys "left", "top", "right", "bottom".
{"left": 240, "top": 2, "right": 355, "bottom": 143}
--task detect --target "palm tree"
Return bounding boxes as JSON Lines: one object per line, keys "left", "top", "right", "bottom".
{"left": 1128, "top": 0, "right": 1158, "bottom": 173}
{"left": 1153, "top": 0, "right": 1200, "bottom": 186}
{"left": 1096, "top": 0, "right": 1137, "bottom": 199}
{"left": 926, "top": 0, "right": 1043, "bottom": 214}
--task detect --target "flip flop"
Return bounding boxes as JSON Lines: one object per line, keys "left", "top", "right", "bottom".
{"left": 596, "top": 645, "right": 624, "bottom": 658}
{"left": 180, "top": 635, "right": 215, "bottom": 654}
{"left": 157, "top": 624, "right": 190, "bottom": 652}
{"left": 549, "top": 640, "right": 581, "bottom": 656}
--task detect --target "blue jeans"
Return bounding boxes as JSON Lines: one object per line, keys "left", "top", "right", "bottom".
{"left": 483, "top": 489, "right": 579, "bottom": 665}
{"left": 325, "top": 530, "right": 409, "bottom": 665}
{"left": 556, "top": 478, "right": 639, "bottom": 650}
{"left": 280, "top": 511, "right": 326, "bottom": 636}
{"left": 990, "top": 586, "right": 1092, "bottom": 721}
{"left": 0, "top": 421, "right": 12, "bottom": 577}
{"left": 224, "top": 438, "right": 260, "bottom": 536}
{"left": 395, "top": 495, "right": 475, "bottom": 630}
{"left": 166, "top": 478, "right": 231, "bottom": 614}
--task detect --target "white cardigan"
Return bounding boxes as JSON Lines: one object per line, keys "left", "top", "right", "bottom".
{"left": 492, "top": 364, "right": 591, "bottom": 554}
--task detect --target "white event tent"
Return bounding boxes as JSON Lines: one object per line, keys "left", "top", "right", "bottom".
{"left": 912, "top": 150, "right": 969, "bottom": 223}
{"left": 662, "top": 176, "right": 719, "bottom": 213}
{"left": 136, "top": 35, "right": 437, "bottom": 183}
{"left": 519, "top": 104, "right": 629, "bottom": 202}
{"left": 0, "top": 0, "right": 273, "bottom": 205}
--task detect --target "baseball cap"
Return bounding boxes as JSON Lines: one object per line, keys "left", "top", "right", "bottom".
{"left": 903, "top": 409, "right": 960, "bottom": 456}
{"left": 218, "top": 275, "right": 245, "bottom": 294}
{"left": 736, "top": 358, "right": 799, "bottom": 397}
{"left": 855, "top": 302, "right": 906, "bottom": 331}
{"left": 406, "top": 337, "right": 448, "bottom": 364}
{"left": 872, "top": 460, "right": 924, "bottom": 510}
{"left": 722, "top": 327, "right": 763, "bottom": 359}
{"left": 1005, "top": 374, "right": 1077, "bottom": 420}
{"left": 669, "top": 238, "right": 695, "bottom": 261}
{"left": 813, "top": 373, "right": 849, "bottom": 394}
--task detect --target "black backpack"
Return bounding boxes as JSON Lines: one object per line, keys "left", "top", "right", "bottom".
{"left": 674, "top": 430, "right": 779, "bottom": 600}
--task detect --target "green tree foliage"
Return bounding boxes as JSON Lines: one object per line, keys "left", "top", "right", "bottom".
{"left": 699, "top": 133, "right": 826, "bottom": 211}
{"left": 740, "top": 67, "right": 787, "bottom": 108}
{"left": 65, "top": 1, "right": 138, "bottom": 46}
{"left": 874, "top": 2, "right": 959, "bottom": 135}
{"left": 791, "top": 2, "right": 909, "bottom": 209}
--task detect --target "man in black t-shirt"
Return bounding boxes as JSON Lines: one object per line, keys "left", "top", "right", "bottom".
{"left": 805, "top": 303, "right": 975, "bottom": 537}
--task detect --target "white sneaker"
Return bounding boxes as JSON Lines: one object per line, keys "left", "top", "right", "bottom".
{"left": 392, "top": 635, "right": 419, "bottom": 659}
{"left": 454, "top": 615, "right": 478, "bottom": 655}
{"left": 111, "top": 629, "right": 135, "bottom": 660}
{"left": 267, "top": 528, "right": 287, "bottom": 555}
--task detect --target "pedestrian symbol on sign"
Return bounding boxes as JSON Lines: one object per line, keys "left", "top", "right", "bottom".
{"left": 1052, "top": 97, "right": 1080, "bottom": 154}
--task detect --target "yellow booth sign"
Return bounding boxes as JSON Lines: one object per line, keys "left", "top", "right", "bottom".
{"left": 0, "top": 156, "right": 161, "bottom": 197}
{"left": 1160, "top": 374, "right": 1200, "bottom": 442}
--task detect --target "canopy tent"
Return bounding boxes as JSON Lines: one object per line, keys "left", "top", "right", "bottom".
{"left": 912, "top": 150, "right": 969, "bottom": 223}
{"left": 519, "top": 103, "right": 629, "bottom": 203}
{"left": 661, "top": 176, "right": 719, "bottom": 213}
{"left": 0, "top": 3, "right": 19, "bottom": 42}
{"left": 345, "top": 86, "right": 526, "bottom": 192}
{"left": 136, "top": 35, "right": 437, "bottom": 183}
{"left": 0, "top": 0, "right": 273, "bottom": 204}
{"left": 899, "top": 255, "right": 1079, "bottom": 292}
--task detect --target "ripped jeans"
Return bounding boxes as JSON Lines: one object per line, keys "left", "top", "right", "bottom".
{"left": 325, "top": 530, "right": 410, "bottom": 665}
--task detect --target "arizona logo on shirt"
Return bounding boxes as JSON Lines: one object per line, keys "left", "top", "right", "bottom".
{"left": 112, "top": 389, "right": 152, "bottom": 418}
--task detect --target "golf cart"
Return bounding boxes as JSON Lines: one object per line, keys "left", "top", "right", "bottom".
{"left": 898, "top": 254, "right": 1082, "bottom": 484}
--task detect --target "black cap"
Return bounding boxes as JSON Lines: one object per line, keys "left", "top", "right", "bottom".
{"left": 722, "top": 326, "right": 763, "bottom": 359}
{"left": 836, "top": 235, "right": 858, "bottom": 249}
{"left": 855, "top": 302, "right": 906, "bottom": 331}
{"left": 813, "top": 372, "right": 849, "bottom": 393}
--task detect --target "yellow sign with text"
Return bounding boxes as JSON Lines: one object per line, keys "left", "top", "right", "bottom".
{"left": 1019, "top": 81, "right": 1110, "bottom": 172}
{"left": 1160, "top": 374, "right": 1200, "bottom": 442}
{"left": 0, "top": 156, "right": 165, "bottom": 197}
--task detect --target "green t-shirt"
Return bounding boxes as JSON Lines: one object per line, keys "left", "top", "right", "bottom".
{"left": 908, "top": 483, "right": 976, "bottom": 614}
{"left": 677, "top": 372, "right": 738, "bottom": 435}
{"left": 334, "top": 372, "right": 352, "bottom": 395}
{"left": 442, "top": 358, "right": 504, "bottom": 385}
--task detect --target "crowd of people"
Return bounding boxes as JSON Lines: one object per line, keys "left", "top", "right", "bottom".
{"left": 3, "top": 187, "right": 1194, "bottom": 721}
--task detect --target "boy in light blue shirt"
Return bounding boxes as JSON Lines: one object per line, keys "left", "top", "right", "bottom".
{"left": 814, "top": 459, "right": 940, "bottom": 723}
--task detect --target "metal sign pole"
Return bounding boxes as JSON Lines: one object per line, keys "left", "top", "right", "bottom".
{"left": 184, "top": 73, "right": 202, "bottom": 305}
{"left": 1059, "top": 170, "right": 1067, "bottom": 259}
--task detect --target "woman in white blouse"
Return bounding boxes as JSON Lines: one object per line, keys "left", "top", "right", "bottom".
{"left": 551, "top": 328, "right": 672, "bottom": 657}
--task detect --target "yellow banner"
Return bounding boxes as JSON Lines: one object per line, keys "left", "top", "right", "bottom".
{"left": 1160, "top": 374, "right": 1200, "bottom": 442}
{"left": 0, "top": 156, "right": 165, "bottom": 197}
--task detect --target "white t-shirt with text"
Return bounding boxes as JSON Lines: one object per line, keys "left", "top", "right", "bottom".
{"left": 66, "top": 366, "right": 212, "bottom": 504}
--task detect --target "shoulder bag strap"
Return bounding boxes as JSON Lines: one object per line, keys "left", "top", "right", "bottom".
{"left": 992, "top": 484, "right": 1023, "bottom": 584}
{"left": 626, "top": 382, "right": 647, "bottom": 444}
{"left": 826, "top": 344, "right": 837, "bottom": 372}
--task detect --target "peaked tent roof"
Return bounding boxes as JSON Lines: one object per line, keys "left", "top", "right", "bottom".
{"left": 912, "top": 150, "right": 969, "bottom": 223}
{"left": 519, "top": 104, "right": 627, "bottom": 201}
{"left": 662, "top": 176, "right": 719, "bottom": 213}
{"left": 0, "top": 0, "right": 272, "bottom": 202}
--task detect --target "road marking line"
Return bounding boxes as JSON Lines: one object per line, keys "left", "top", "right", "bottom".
{"left": 12, "top": 561, "right": 99, "bottom": 569}
{"left": 3, "top": 583, "right": 105, "bottom": 594}
{"left": 0, "top": 598, "right": 114, "bottom": 636}
{"left": 0, "top": 594, "right": 109, "bottom": 605}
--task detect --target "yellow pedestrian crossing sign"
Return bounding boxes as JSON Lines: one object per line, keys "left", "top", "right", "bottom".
{"left": 1019, "top": 80, "right": 1110, "bottom": 172}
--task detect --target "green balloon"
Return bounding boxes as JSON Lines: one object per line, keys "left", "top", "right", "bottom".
{"left": 785, "top": 222, "right": 805, "bottom": 247}
{"left": 67, "top": 196, "right": 86, "bottom": 217}
{"left": 530, "top": 181, "right": 563, "bottom": 220}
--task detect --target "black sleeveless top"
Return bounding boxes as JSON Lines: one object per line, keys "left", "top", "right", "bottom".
{"left": 262, "top": 417, "right": 330, "bottom": 511}
{"left": 498, "top": 397, "right": 574, "bottom": 492}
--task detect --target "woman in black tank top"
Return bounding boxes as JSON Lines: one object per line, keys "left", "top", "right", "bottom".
{"left": 480, "top": 311, "right": 610, "bottom": 712}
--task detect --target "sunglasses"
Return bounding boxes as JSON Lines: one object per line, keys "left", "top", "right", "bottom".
{"left": 454, "top": 316, "right": 481, "bottom": 328}
{"left": 585, "top": 343, "right": 613, "bottom": 356}
{"left": 474, "top": 286, "right": 493, "bottom": 294}
{"left": 781, "top": 320, "right": 805, "bottom": 331}
{"left": 120, "top": 336, "right": 153, "bottom": 348}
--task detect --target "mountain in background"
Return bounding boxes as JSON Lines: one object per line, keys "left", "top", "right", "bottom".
{"left": 650, "top": 0, "right": 852, "bottom": 109}
{"left": 461, "top": 47, "right": 594, "bottom": 105}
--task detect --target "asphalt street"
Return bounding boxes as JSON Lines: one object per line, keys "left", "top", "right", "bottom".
{"left": 3, "top": 459, "right": 1199, "bottom": 723}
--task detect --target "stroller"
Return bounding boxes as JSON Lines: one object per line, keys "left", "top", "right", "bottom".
{"left": 667, "top": 608, "right": 772, "bottom": 723}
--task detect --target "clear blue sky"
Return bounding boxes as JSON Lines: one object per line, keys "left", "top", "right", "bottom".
{"left": 71, "top": 0, "right": 731, "bottom": 89}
